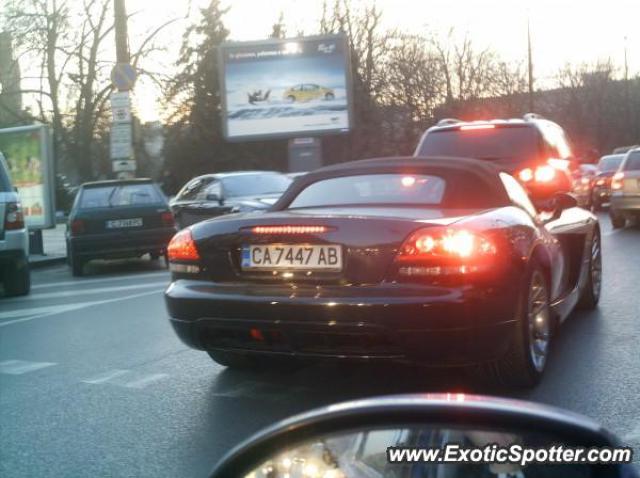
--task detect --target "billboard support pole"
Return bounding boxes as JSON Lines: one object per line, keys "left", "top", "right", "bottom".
{"left": 288, "top": 137, "right": 323, "bottom": 172}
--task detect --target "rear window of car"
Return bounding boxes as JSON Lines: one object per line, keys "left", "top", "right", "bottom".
{"left": 598, "top": 156, "right": 624, "bottom": 172}
{"left": 79, "top": 183, "right": 163, "bottom": 208}
{"left": 417, "top": 126, "right": 540, "bottom": 165}
{"left": 623, "top": 152, "right": 640, "bottom": 171}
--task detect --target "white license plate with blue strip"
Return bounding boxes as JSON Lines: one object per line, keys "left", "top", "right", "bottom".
{"left": 241, "top": 244, "right": 342, "bottom": 270}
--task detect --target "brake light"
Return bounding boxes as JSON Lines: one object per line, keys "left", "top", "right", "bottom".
{"left": 250, "top": 225, "right": 329, "bottom": 234}
{"left": 161, "top": 211, "right": 175, "bottom": 227}
{"left": 518, "top": 168, "right": 534, "bottom": 183}
{"left": 611, "top": 172, "right": 624, "bottom": 190}
{"left": 167, "top": 229, "right": 200, "bottom": 262}
{"left": 70, "top": 219, "right": 85, "bottom": 235}
{"left": 398, "top": 228, "right": 496, "bottom": 260}
{"left": 534, "top": 165, "right": 556, "bottom": 183}
{"left": 396, "top": 228, "right": 497, "bottom": 277}
{"left": 460, "top": 124, "right": 495, "bottom": 131}
{"left": 4, "top": 202, "right": 25, "bottom": 230}
{"left": 547, "top": 158, "right": 570, "bottom": 171}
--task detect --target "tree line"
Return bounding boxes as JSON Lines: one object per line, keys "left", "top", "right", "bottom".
{"left": 1, "top": 0, "right": 639, "bottom": 190}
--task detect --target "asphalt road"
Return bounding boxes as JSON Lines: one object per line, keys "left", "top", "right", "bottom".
{"left": 1, "top": 214, "right": 639, "bottom": 477}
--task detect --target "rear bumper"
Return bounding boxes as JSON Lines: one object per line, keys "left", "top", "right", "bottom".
{"left": 610, "top": 194, "right": 640, "bottom": 213}
{"left": 68, "top": 227, "right": 175, "bottom": 259}
{"left": 164, "top": 279, "right": 519, "bottom": 366}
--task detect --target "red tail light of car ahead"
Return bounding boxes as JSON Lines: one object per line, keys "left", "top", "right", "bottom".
{"left": 161, "top": 211, "right": 175, "bottom": 227}
{"left": 395, "top": 227, "right": 497, "bottom": 277}
{"left": 167, "top": 229, "right": 201, "bottom": 273}
{"left": 249, "top": 225, "right": 330, "bottom": 234}
{"left": 517, "top": 158, "right": 570, "bottom": 185}
{"left": 611, "top": 172, "right": 624, "bottom": 190}
{"left": 4, "top": 202, "right": 25, "bottom": 230}
{"left": 70, "top": 219, "right": 85, "bottom": 235}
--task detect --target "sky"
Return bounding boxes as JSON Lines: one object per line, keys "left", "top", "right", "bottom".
{"left": 13, "top": 0, "right": 640, "bottom": 122}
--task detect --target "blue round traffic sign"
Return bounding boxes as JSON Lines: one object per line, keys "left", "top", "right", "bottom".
{"left": 111, "top": 63, "right": 137, "bottom": 91}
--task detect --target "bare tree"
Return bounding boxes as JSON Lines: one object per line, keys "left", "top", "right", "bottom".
{"left": 2, "top": 0, "right": 178, "bottom": 180}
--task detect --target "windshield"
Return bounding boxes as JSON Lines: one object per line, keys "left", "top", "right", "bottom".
{"left": 598, "top": 156, "right": 624, "bottom": 172}
{"left": 79, "top": 184, "right": 163, "bottom": 208}
{"left": 417, "top": 127, "right": 540, "bottom": 164}
{"left": 221, "top": 173, "right": 291, "bottom": 198}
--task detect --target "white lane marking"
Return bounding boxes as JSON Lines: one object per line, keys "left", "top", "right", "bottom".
{"left": 0, "top": 290, "right": 161, "bottom": 328}
{"left": 31, "top": 271, "right": 169, "bottom": 290}
{"left": 0, "top": 359, "right": 56, "bottom": 375}
{"left": 4, "top": 281, "right": 168, "bottom": 302}
{"left": 82, "top": 369, "right": 169, "bottom": 389}
{"left": 82, "top": 369, "right": 129, "bottom": 384}
{"left": 0, "top": 304, "right": 79, "bottom": 320}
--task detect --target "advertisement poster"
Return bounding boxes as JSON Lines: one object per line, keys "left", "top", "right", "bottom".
{"left": 220, "top": 35, "right": 352, "bottom": 140}
{"left": 0, "top": 125, "right": 54, "bottom": 229}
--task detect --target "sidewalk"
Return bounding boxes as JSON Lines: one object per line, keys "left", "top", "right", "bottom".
{"left": 28, "top": 223, "right": 67, "bottom": 268}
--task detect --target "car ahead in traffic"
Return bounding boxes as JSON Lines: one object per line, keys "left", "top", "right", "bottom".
{"left": 0, "top": 152, "right": 30, "bottom": 296}
{"left": 414, "top": 114, "right": 576, "bottom": 205}
{"left": 164, "top": 157, "right": 602, "bottom": 389}
{"left": 170, "top": 171, "right": 292, "bottom": 229}
{"left": 66, "top": 179, "right": 176, "bottom": 276}
{"left": 609, "top": 148, "right": 640, "bottom": 228}
{"left": 592, "top": 154, "right": 626, "bottom": 211}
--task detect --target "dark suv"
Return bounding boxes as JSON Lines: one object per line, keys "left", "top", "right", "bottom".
{"left": 414, "top": 114, "right": 576, "bottom": 201}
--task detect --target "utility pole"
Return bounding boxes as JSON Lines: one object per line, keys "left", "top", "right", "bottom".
{"left": 527, "top": 17, "right": 534, "bottom": 113}
{"left": 114, "top": 0, "right": 130, "bottom": 63}
{"left": 110, "top": 0, "right": 137, "bottom": 179}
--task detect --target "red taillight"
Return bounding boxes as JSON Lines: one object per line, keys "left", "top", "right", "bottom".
{"left": 250, "top": 225, "right": 329, "bottom": 234}
{"left": 4, "top": 202, "right": 25, "bottom": 230}
{"left": 395, "top": 227, "right": 497, "bottom": 278}
{"left": 167, "top": 229, "right": 200, "bottom": 262}
{"left": 161, "top": 211, "right": 175, "bottom": 227}
{"left": 397, "top": 228, "right": 496, "bottom": 260}
{"left": 518, "top": 158, "right": 571, "bottom": 185}
{"left": 611, "top": 172, "right": 624, "bottom": 190}
{"left": 70, "top": 219, "right": 85, "bottom": 235}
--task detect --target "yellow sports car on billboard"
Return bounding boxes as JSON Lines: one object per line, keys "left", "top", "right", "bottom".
{"left": 283, "top": 84, "right": 335, "bottom": 102}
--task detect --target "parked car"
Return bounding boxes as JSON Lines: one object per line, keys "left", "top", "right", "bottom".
{"left": 283, "top": 84, "right": 335, "bottom": 102}
{"left": 170, "top": 171, "right": 292, "bottom": 229}
{"left": 592, "top": 154, "right": 625, "bottom": 210}
{"left": 414, "top": 114, "right": 576, "bottom": 206}
{"left": 0, "top": 152, "right": 30, "bottom": 296}
{"left": 609, "top": 148, "right": 640, "bottom": 228}
{"left": 165, "top": 157, "right": 601, "bottom": 389}
{"left": 66, "top": 179, "right": 176, "bottom": 276}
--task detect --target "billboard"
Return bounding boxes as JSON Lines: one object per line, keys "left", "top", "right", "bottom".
{"left": 0, "top": 124, "right": 55, "bottom": 229}
{"left": 219, "top": 34, "right": 352, "bottom": 141}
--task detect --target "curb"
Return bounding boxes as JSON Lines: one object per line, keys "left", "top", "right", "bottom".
{"left": 29, "top": 256, "right": 67, "bottom": 269}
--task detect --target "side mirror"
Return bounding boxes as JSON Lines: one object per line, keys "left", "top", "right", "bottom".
{"left": 206, "top": 193, "right": 222, "bottom": 204}
{"left": 544, "top": 192, "right": 578, "bottom": 222}
{"left": 210, "top": 394, "right": 633, "bottom": 478}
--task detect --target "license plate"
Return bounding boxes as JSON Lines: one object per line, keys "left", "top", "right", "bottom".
{"left": 241, "top": 244, "right": 342, "bottom": 271}
{"left": 106, "top": 218, "right": 143, "bottom": 229}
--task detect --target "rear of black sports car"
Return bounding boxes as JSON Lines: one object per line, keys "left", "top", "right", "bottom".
{"left": 164, "top": 159, "right": 535, "bottom": 367}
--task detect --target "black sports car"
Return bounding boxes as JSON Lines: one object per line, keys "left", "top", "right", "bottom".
{"left": 164, "top": 157, "right": 602, "bottom": 388}
{"left": 169, "top": 171, "right": 292, "bottom": 229}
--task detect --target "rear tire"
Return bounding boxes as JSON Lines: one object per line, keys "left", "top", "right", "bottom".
{"left": 3, "top": 257, "right": 31, "bottom": 296}
{"left": 477, "top": 263, "right": 551, "bottom": 389}
{"left": 610, "top": 210, "right": 625, "bottom": 229}
{"left": 70, "top": 253, "right": 84, "bottom": 277}
{"left": 577, "top": 230, "right": 602, "bottom": 310}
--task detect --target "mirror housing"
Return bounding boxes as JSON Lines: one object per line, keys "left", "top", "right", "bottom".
{"left": 210, "top": 394, "right": 627, "bottom": 478}
{"left": 206, "top": 193, "right": 222, "bottom": 204}
{"left": 540, "top": 192, "right": 578, "bottom": 222}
